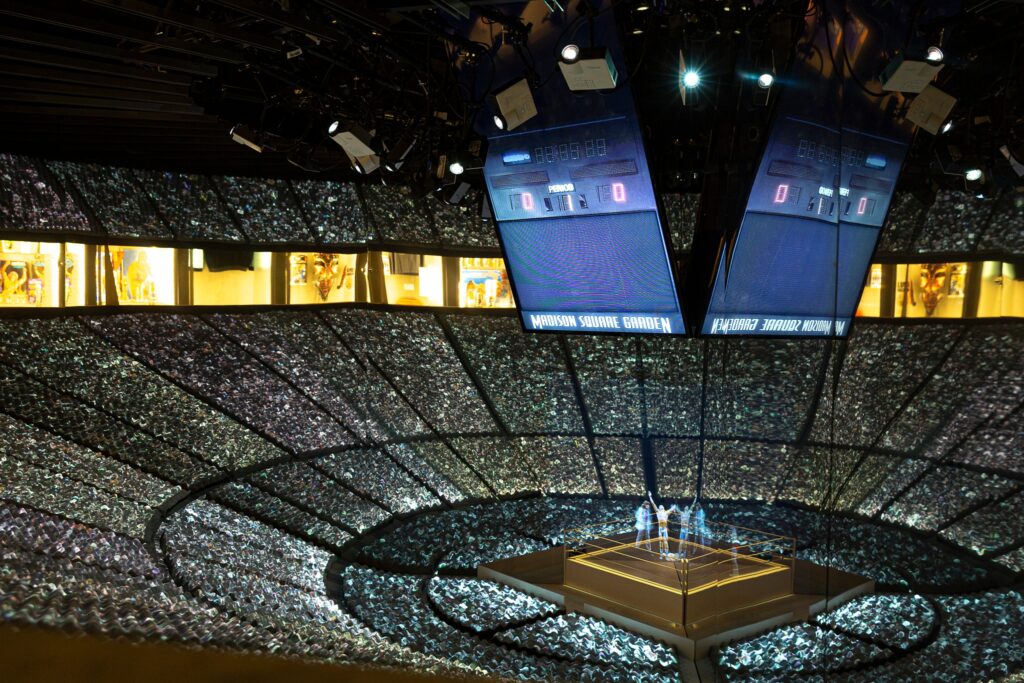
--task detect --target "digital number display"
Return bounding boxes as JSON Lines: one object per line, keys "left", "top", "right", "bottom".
{"left": 700, "top": 7, "right": 911, "bottom": 338}
{"left": 474, "top": 1, "right": 684, "bottom": 335}
{"left": 491, "top": 117, "right": 684, "bottom": 334}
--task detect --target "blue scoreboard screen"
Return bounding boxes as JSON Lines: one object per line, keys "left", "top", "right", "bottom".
{"left": 703, "top": 117, "right": 907, "bottom": 337}
{"left": 488, "top": 116, "right": 684, "bottom": 335}
{"left": 457, "top": 0, "right": 684, "bottom": 336}
{"left": 701, "top": 2, "right": 912, "bottom": 337}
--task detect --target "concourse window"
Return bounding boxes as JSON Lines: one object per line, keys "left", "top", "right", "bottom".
{"left": 191, "top": 249, "right": 272, "bottom": 306}
{"left": 382, "top": 252, "right": 444, "bottom": 307}
{"left": 0, "top": 240, "right": 61, "bottom": 307}
{"left": 978, "top": 261, "right": 1024, "bottom": 318}
{"left": 459, "top": 257, "right": 514, "bottom": 308}
{"left": 893, "top": 262, "right": 967, "bottom": 318}
{"left": 855, "top": 264, "right": 884, "bottom": 317}
{"left": 63, "top": 242, "right": 86, "bottom": 306}
{"left": 96, "top": 245, "right": 175, "bottom": 306}
{"left": 288, "top": 252, "right": 358, "bottom": 305}
{"left": 999, "top": 263, "right": 1024, "bottom": 317}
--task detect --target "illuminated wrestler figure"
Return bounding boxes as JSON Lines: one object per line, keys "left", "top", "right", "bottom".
{"left": 694, "top": 500, "right": 707, "bottom": 548}
{"left": 677, "top": 502, "right": 693, "bottom": 558}
{"left": 634, "top": 501, "right": 652, "bottom": 548}
{"left": 647, "top": 491, "right": 678, "bottom": 560}
{"left": 729, "top": 524, "right": 741, "bottom": 575}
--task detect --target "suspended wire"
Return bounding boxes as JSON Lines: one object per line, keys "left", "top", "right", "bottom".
{"left": 823, "top": 1, "right": 846, "bottom": 675}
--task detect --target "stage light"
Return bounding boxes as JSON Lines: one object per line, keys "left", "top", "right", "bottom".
{"left": 941, "top": 120, "right": 954, "bottom": 134}
{"left": 632, "top": 27, "right": 644, "bottom": 35}
{"left": 682, "top": 70, "right": 700, "bottom": 88}
{"left": 925, "top": 46, "right": 944, "bottom": 64}
{"left": 329, "top": 124, "right": 379, "bottom": 174}
{"left": 561, "top": 44, "right": 580, "bottom": 63}
{"left": 757, "top": 72, "right": 774, "bottom": 89}
{"left": 449, "top": 160, "right": 465, "bottom": 176}
{"left": 559, "top": 47, "right": 618, "bottom": 91}
{"left": 382, "top": 134, "right": 418, "bottom": 172}
{"left": 442, "top": 181, "right": 471, "bottom": 206}
{"left": 492, "top": 78, "right": 537, "bottom": 130}
{"left": 965, "top": 168, "right": 984, "bottom": 182}
{"left": 229, "top": 125, "right": 263, "bottom": 153}
{"left": 327, "top": 120, "right": 340, "bottom": 134}
{"left": 636, "top": 2, "right": 651, "bottom": 10}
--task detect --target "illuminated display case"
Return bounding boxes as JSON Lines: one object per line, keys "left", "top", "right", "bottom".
{"left": 192, "top": 249, "right": 272, "bottom": 306}
{"left": 0, "top": 240, "right": 60, "bottom": 307}
{"left": 459, "top": 257, "right": 514, "bottom": 309}
{"left": 381, "top": 252, "right": 444, "bottom": 307}
{"left": 0, "top": 236, "right": 1017, "bottom": 320}
{"left": 288, "top": 252, "right": 357, "bottom": 305}
{"left": 96, "top": 245, "right": 176, "bottom": 306}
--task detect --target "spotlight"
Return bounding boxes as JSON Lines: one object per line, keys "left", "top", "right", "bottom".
{"left": 329, "top": 123, "right": 379, "bottom": 174}
{"left": 631, "top": 27, "right": 644, "bottom": 35}
{"left": 682, "top": 70, "right": 700, "bottom": 88}
{"left": 449, "top": 160, "right": 465, "bottom": 176}
{"left": 229, "top": 125, "right": 263, "bottom": 153}
{"left": 442, "top": 181, "right": 472, "bottom": 206}
{"left": 941, "top": 120, "right": 954, "bottom": 134}
{"left": 558, "top": 46, "right": 618, "bottom": 91}
{"left": 965, "top": 168, "right": 984, "bottom": 182}
{"left": 925, "top": 46, "right": 944, "bottom": 64}
{"left": 491, "top": 78, "right": 537, "bottom": 131}
{"left": 636, "top": 2, "right": 651, "bottom": 9}
{"left": 757, "top": 72, "right": 774, "bottom": 89}
{"left": 560, "top": 44, "right": 580, "bottom": 63}
{"left": 382, "top": 134, "right": 418, "bottom": 173}
{"left": 327, "top": 120, "right": 340, "bottom": 134}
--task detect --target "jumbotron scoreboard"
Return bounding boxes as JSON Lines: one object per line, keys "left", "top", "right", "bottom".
{"left": 473, "top": 1, "right": 685, "bottom": 336}
{"left": 486, "top": 114, "right": 684, "bottom": 335}
{"left": 703, "top": 115, "right": 907, "bottom": 337}
{"left": 701, "top": 2, "right": 912, "bottom": 338}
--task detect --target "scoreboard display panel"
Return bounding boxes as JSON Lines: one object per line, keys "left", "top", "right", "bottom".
{"left": 703, "top": 117, "right": 907, "bottom": 337}
{"left": 462, "top": 1, "right": 685, "bottom": 336}
{"left": 701, "top": 1, "right": 912, "bottom": 337}
{"left": 488, "top": 116, "right": 684, "bottom": 335}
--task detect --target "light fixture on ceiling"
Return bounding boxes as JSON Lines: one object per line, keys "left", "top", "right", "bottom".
{"left": 560, "top": 43, "right": 580, "bottom": 63}
{"left": 925, "top": 46, "right": 944, "bottom": 64}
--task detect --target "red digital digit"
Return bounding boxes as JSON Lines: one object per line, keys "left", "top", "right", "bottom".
{"left": 612, "top": 182, "right": 626, "bottom": 202}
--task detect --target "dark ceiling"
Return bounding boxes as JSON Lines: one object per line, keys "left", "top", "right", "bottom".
{"left": 0, "top": 0, "right": 1021, "bottom": 191}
